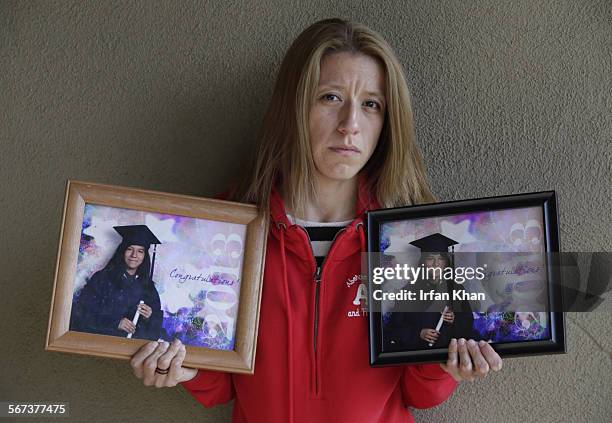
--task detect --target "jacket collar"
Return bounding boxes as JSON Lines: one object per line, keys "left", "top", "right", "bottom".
{"left": 269, "top": 173, "right": 380, "bottom": 228}
{"left": 269, "top": 174, "right": 379, "bottom": 261}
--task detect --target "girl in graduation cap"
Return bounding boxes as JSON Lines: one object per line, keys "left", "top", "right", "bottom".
{"left": 385, "top": 233, "right": 477, "bottom": 350}
{"left": 71, "top": 225, "right": 163, "bottom": 341}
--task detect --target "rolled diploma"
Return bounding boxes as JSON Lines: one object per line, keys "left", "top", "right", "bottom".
{"left": 127, "top": 300, "right": 144, "bottom": 339}
{"left": 428, "top": 305, "right": 449, "bottom": 347}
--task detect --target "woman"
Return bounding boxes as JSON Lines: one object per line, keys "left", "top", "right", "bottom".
{"left": 71, "top": 225, "right": 163, "bottom": 340}
{"left": 130, "top": 19, "right": 502, "bottom": 422}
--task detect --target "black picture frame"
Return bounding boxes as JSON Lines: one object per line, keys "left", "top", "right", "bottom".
{"left": 366, "top": 191, "right": 566, "bottom": 366}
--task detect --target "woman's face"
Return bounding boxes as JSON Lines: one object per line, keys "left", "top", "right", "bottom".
{"left": 124, "top": 245, "right": 145, "bottom": 271}
{"left": 309, "top": 52, "right": 386, "bottom": 183}
{"left": 424, "top": 253, "right": 447, "bottom": 269}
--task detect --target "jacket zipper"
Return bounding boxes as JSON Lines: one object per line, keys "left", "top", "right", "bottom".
{"left": 314, "top": 266, "right": 322, "bottom": 352}
{"left": 297, "top": 225, "right": 347, "bottom": 396}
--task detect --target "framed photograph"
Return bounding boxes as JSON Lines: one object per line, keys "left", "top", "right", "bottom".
{"left": 46, "top": 181, "right": 267, "bottom": 374}
{"left": 366, "top": 191, "right": 565, "bottom": 366}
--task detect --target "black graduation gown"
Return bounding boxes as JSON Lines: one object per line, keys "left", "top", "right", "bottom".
{"left": 383, "top": 281, "right": 477, "bottom": 351}
{"left": 70, "top": 269, "right": 163, "bottom": 340}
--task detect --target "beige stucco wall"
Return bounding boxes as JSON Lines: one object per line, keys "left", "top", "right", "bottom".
{"left": 1, "top": 1, "right": 610, "bottom": 422}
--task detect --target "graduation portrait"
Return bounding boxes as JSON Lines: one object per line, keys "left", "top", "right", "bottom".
{"left": 46, "top": 181, "right": 267, "bottom": 373}
{"left": 366, "top": 191, "right": 565, "bottom": 365}
{"left": 69, "top": 207, "right": 249, "bottom": 349}
{"left": 70, "top": 223, "right": 165, "bottom": 342}
{"left": 381, "top": 232, "right": 482, "bottom": 352}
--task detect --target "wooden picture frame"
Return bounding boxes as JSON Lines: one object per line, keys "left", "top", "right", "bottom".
{"left": 46, "top": 180, "right": 267, "bottom": 374}
{"left": 366, "top": 191, "right": 565, "bottom": 366}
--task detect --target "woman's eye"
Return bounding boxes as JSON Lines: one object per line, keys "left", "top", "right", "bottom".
{"left": 321, "top": 93, "right": 341, "bottom": 102}
{"left": 363, "top": 100, "right": 381, "bottom": 109}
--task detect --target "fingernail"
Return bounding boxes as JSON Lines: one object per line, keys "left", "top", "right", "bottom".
{"left": 479, "top": 340, "right": 486, "bottom": 347}
{"left": 451, "top": 338, "right": 457, "bottom": 345}
{"left": 468, "top": 339, "right": 476, "bottom": 347}
{"left": 459, "top": 338, "right": 466, "bottom": 345}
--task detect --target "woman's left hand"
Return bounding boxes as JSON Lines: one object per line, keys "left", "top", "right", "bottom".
{"left": 138, "top": 303, "right": 153, "bottom": 319}
{"left": 440, "top": 338, "right": 502, "bottom": 382}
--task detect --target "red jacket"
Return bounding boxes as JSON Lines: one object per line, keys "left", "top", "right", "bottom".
{"left": 182, "top": 182, "right": 457, "bottom": 422}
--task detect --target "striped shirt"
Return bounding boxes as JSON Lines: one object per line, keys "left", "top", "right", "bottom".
{"left": 287, "top": 215, "right": 353, "bottom": 268}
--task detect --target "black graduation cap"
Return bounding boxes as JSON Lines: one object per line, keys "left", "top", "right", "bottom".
{"left": 114, "top": 225, "right": 162, "bottom": 282}
{"left": 409, "top": 233, "right": 458, "bottom": 253}
{"left": 113, "top": 225, "right": 161, "bottom": 249}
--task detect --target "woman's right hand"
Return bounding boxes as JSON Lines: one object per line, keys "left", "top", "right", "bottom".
{"left": 118, "top": 317, "right": 136, "bottom": 334}
{"left": 130, "top": 339, "right": 198, "bottom": 387}
{"left": 420, "top": 328, "right": 440, "bottom": 344}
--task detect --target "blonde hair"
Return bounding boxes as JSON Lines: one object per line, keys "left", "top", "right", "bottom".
{"left": 235, "top": 18, "right": 435, "bottom": 215}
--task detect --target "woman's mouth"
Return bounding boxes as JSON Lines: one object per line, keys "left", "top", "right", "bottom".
{"left": 329, "top": 146, "right": 360, "bottom": 156}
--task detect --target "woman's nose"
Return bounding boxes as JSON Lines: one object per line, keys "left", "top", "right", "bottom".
{"left": 337, "top": 101, "right": 360, "bottom": 135}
